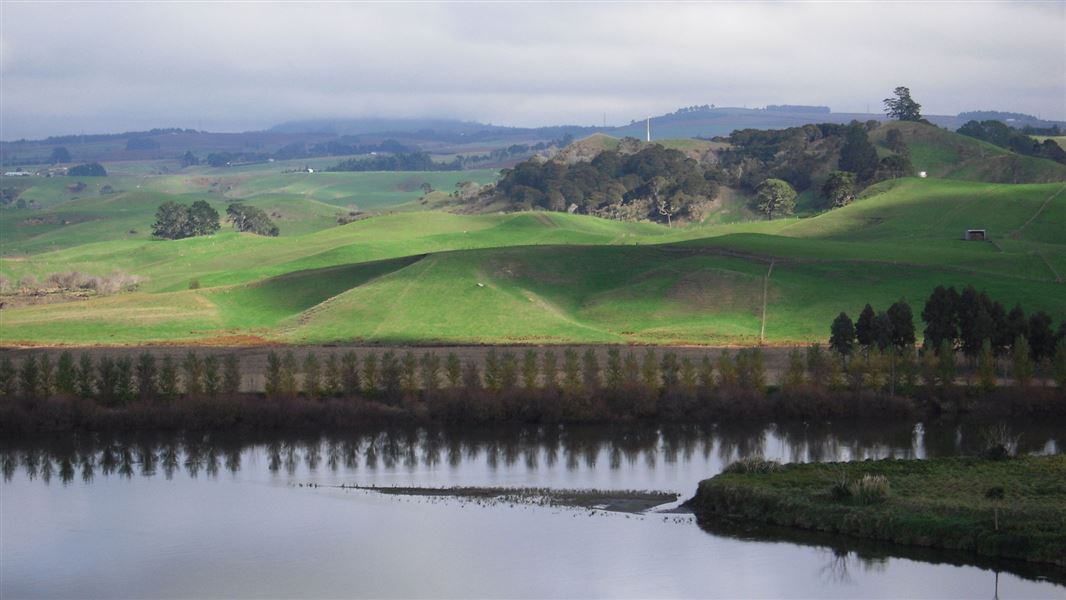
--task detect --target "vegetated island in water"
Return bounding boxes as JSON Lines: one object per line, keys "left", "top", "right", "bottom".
{"left": 686, "top": 454, "right": 1066, "bottom": 567}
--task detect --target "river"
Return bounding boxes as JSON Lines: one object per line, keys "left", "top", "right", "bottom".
{"left": 3, "top": 420, "right": 1063, "bottom": 598}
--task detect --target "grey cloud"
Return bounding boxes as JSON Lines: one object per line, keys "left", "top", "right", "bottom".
{"left": 1, "top": 2, "right": 1063, "bottom": 139}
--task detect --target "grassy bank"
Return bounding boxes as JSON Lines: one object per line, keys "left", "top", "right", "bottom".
{"left": 687, "top": 455, "right": 1066, "bottom": 567}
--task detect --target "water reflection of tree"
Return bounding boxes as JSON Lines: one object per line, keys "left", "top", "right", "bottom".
{"left": 818, "top": 548, "right": 854, "bottom": 585}
{"left": 817, "top": 547, "right": 889, "bottom": 585}
{"left": 716, "top": 423, "right": 767, "bottom": 464}
{"left": 1, "top": 420, "right": 1059, "bottom": 485}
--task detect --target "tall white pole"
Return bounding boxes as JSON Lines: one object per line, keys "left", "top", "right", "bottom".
{"left": 646, "top": 117, "right": 651, "bottom": 142}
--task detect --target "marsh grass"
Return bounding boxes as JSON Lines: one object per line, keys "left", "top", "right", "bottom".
{"left": 723, "top": 456, "right": 782, "bottom": 474}
{"left": 849, "top": 474, "right": 890, "bottom": 505}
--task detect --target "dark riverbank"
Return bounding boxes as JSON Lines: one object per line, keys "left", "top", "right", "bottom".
{"left": 686, "top": 455, "right": 1066, "bottom": 567}
{"left": 2, "top": 385, "right": 1064, "bottom": 434}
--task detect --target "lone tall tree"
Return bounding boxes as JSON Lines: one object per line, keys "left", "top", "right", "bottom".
{"left": 830, "top": 312, "right": 856, "bottom": 361}
{"left": 855, "top": 303, "right": 877, "bottom": 351}
{"left": 887, "top": 300, "right": 916, "bottom": 350}
{"left": 883, "top": 86, "right": 922, "bottom": 122}
{"left": 753, "top": 178, "right": 797, "bottom": 220}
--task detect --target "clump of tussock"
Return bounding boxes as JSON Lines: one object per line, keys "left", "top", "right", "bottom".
{"left": 723, "top": 456, "right": 781, "bottom": 474}
{"left": 850, "top": 474, "right": 890, "bottom": 505}
{"left": 828, "top": 467, "right": 852, "bottom": 501}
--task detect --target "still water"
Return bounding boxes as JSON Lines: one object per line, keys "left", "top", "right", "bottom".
{"left": 3, "top": 421, "right": 1063, "bottom": 598}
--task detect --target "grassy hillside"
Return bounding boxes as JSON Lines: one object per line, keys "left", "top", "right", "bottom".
{"left": 2, "top": 137, "right": 1064, "bottom": 347}
{"left": 2, "top": 178, "right": 1064, "bottom": 346}
{"left": 0, "top": 168, "right": 498, "bottom": 255}
{"left": 5, "top": 236, "right": 1061, "bottom": 346}
{"left": 0, "top": 211, "right": 689, "bottom": 294}
{"left": 871, "top": 122, "right": 1066, "bottom": 183}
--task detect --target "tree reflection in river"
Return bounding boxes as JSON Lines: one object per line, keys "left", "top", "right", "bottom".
{"left": 3, "top": 419, "right": 1060, "bottom": 485}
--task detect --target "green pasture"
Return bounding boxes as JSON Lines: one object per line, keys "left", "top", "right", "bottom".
{"left": 4, "top": 234, "right": 1063, "bottom": 346}
{"left": 0, "top": 168, "right": 499, "bottom": 255}
{"left": 2, "top": 148, "right": 1064, "bottom": 347}
{"left": 871, "top": 122, "right": 1066, "bottom": 183}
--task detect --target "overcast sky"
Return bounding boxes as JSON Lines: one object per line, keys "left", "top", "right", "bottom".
{"left": 1, "top": 1, "right": 1063, "bottom": 139}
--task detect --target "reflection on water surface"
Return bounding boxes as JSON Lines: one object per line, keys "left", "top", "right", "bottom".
{"left": 3, "top": 420, "right": 1062, "bottom": 598}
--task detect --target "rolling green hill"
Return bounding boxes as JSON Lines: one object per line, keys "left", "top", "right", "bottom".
{"left": 0, "top": 168, "right": 498, "bottom": 255}
{"left": 3, "top": 122, "right": 1065, "bottom": 349}
{"left": 871, "top": 122, "right": 1066, "bottom": 183}
{"left": 2, "top": 176, "right": 1063, "bottom": 346}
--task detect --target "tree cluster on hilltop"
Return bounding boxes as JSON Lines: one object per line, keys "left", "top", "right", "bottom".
{"left": 714, "top": 120, "right": 913, "bottom": 218}
{"left": 718, "top": 120, "right": 911, "bottom": 195}
{"left": 151, "top": 200, "right": 220, "bottom": 240}
{"left": 152, "top": 200, "right": 280, "bottom": 239}
{"left": 67, "top": 162, "right": 107, "bottom": 177}
{"left": 225, "top": 203, "right": 279, "bottom": 237}
{"left": 487, "top": 144, "right": 719, "bottom": 224}
{"left": 480, "top": 118, "right": 919, "bottom": 223}
{"left": 957, "top": 120, "right": 1066, "bottom": 164}
{"left": 327, "top": 151, "right": 461, "bottom": 172}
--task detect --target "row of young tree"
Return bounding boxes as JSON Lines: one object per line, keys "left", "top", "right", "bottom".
{"left": 0, "top": 348, "right": 771, "bottom": 403}
{"left": 3, "top": 338, "right": 1064, "bottom": 408}
{"left": 152, "top": 201, "right": 279, "bottom": 239}
{"left": 0, "top": 352, "right": 241, "bottom": 405}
